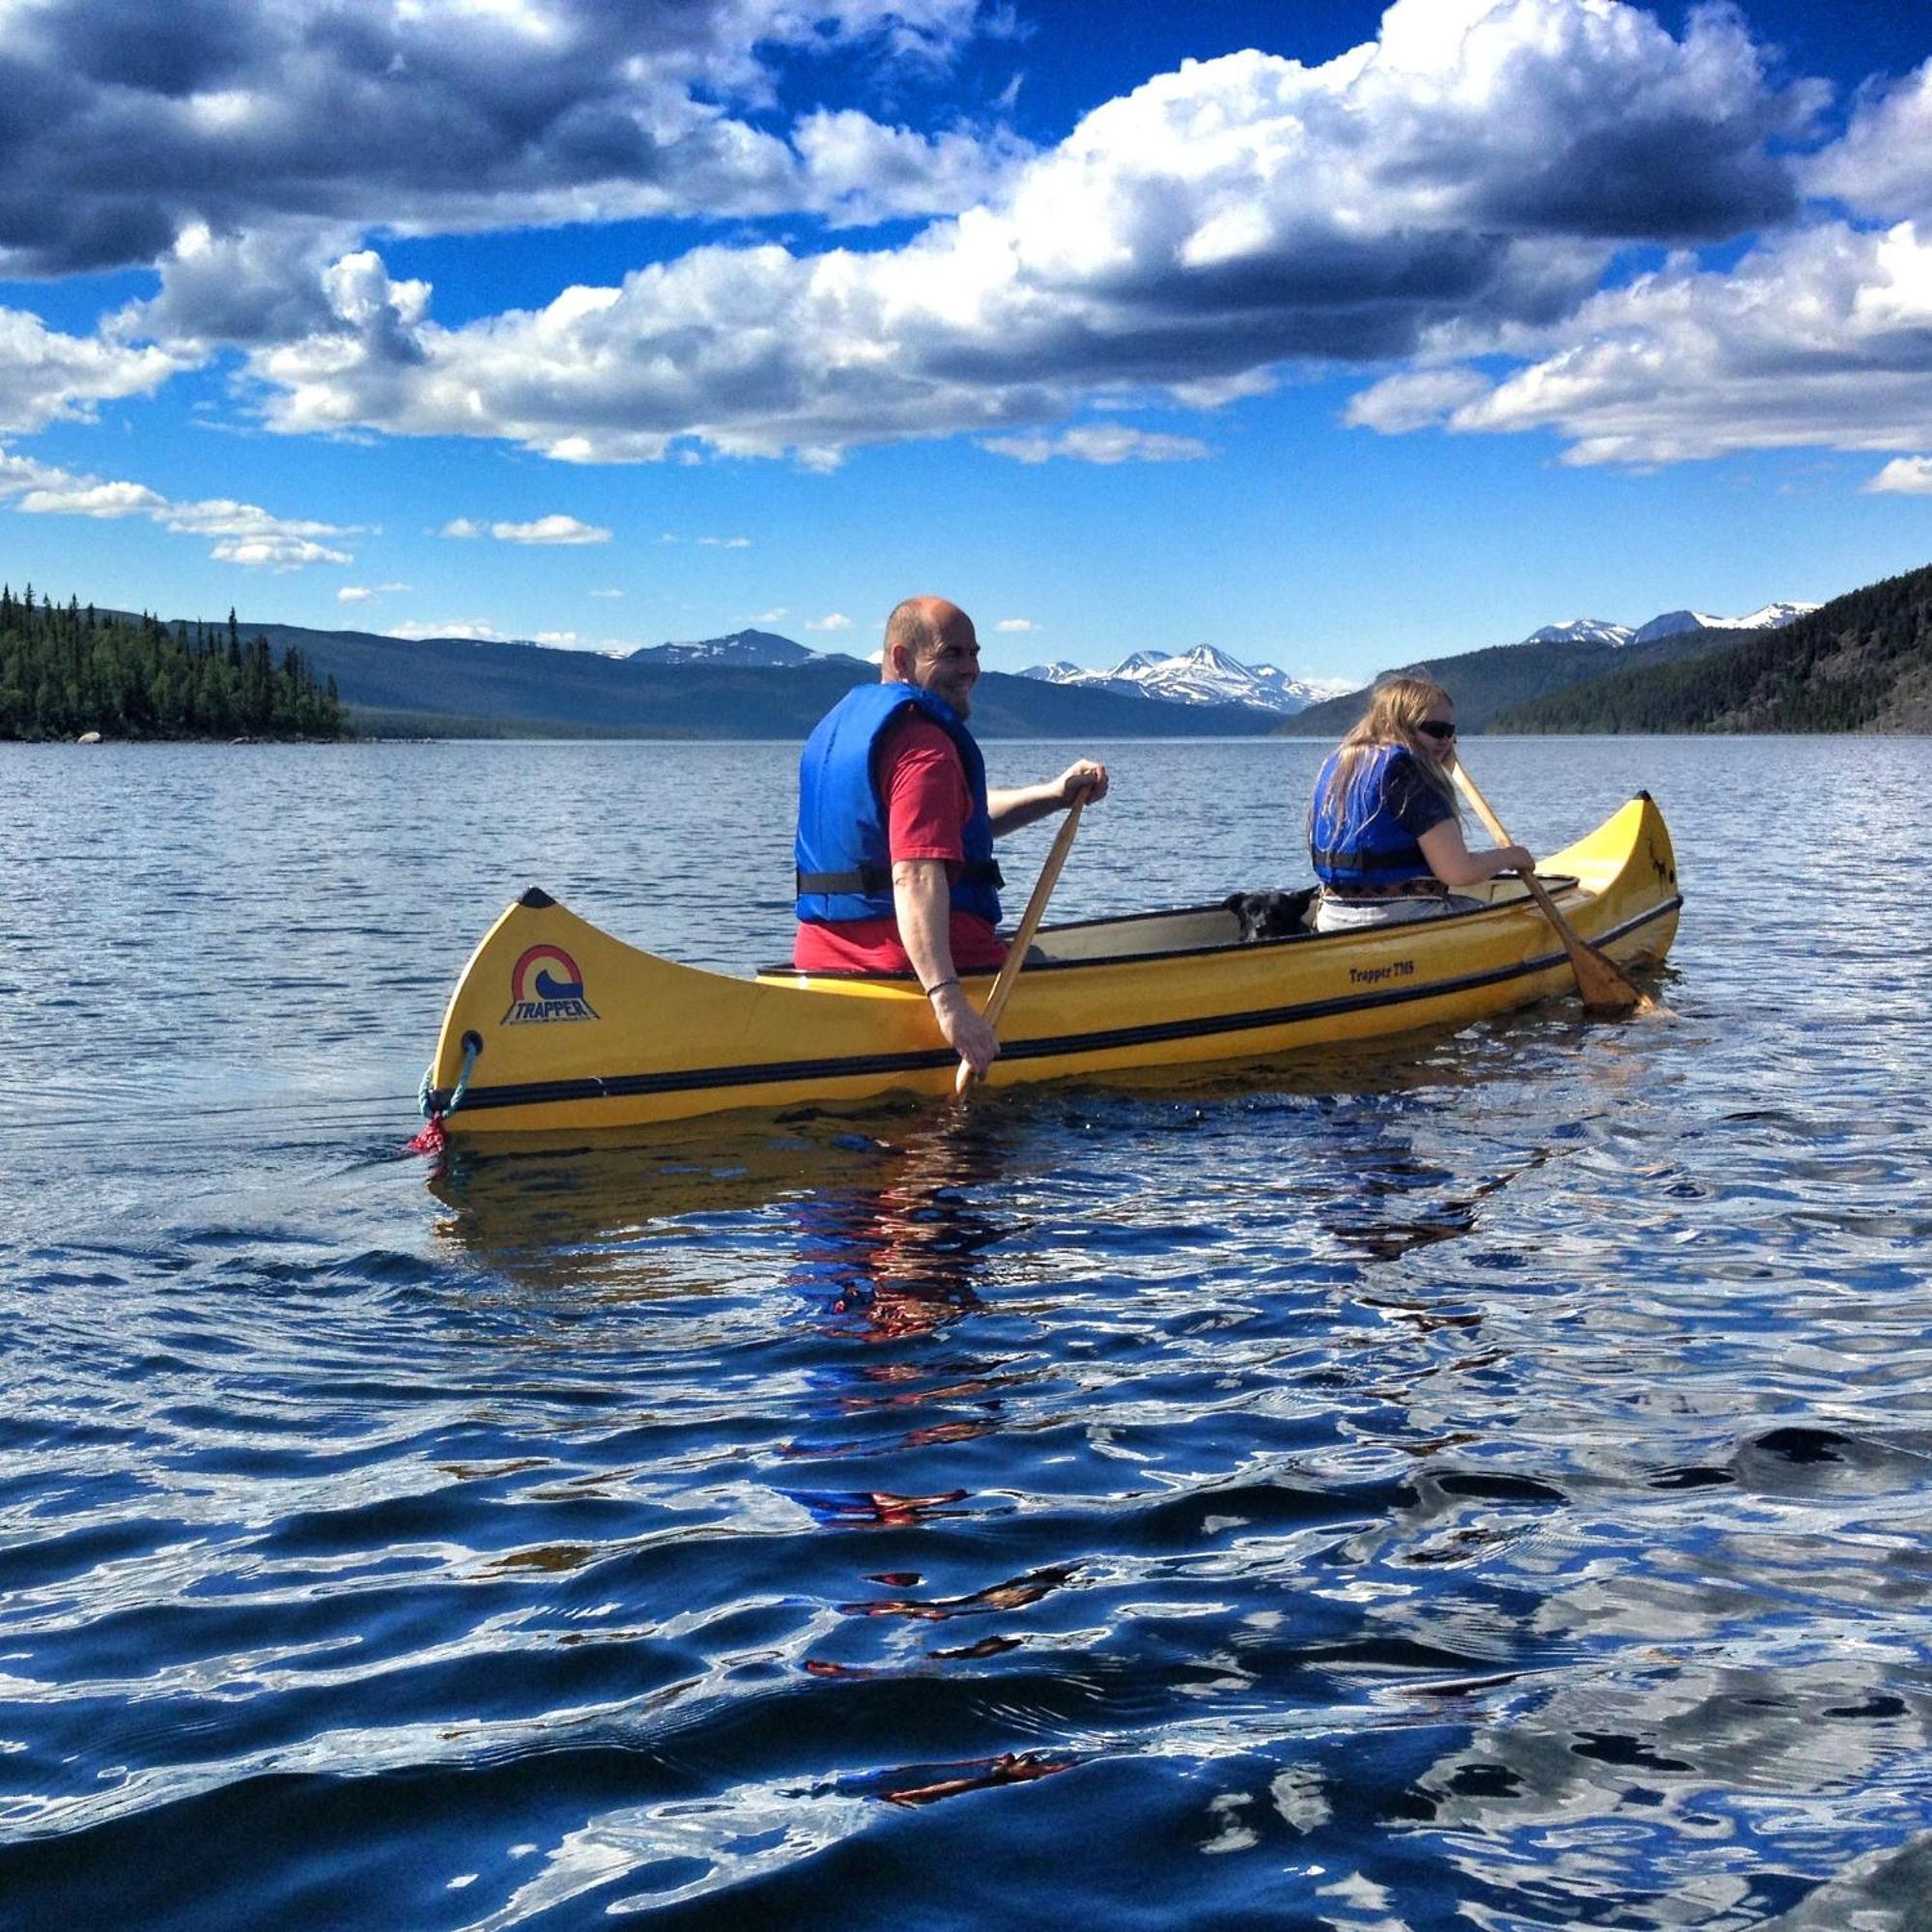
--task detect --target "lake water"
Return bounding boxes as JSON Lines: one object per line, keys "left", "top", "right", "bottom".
{"left": 4, "top": 734, "right": 1931, "bottom": 1930}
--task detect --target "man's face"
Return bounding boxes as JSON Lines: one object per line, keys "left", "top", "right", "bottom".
{"left": 909, "top": 614, "right": 980, "bottom": 718}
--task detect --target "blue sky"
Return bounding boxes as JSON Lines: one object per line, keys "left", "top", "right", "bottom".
{"left": 2, "top": 0, "right": 1930, "bottom": 685}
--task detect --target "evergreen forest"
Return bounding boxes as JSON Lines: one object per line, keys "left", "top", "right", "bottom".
{"left": 1492, "top": 562, "right": 1932, "bottom": 734}
{"left": 0, "top": 587, "right": 347, "bottom": 741}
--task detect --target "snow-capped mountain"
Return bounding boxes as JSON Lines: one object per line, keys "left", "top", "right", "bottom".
{"left": 1020, "top": 643, "right": 1354, "bottom": 716}
{"left": 1524, "top": 618, "right": 1635, "bottom": 647}
{"left": 629, "top": 628, "right": 820, "bottom": 667}
{"left": 1526, "top": 603, "right": 1818, "bottom": 649}
{"left": 1629, "top": 602, "right": 1819, "bottom": 644}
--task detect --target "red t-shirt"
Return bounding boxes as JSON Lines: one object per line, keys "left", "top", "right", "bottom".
{"left": 793, "top": 715, "right": 1007, "bottom": 975}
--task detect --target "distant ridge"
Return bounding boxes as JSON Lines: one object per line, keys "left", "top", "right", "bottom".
{"left": 1628, "top": 601, "right": 1817, "bottom": 645}
{"left": 1493, "top": 564, "right": 1932, "bottom": 733}
{"left": 207, "top": 617, "right": 1282, "bottom": 740}
{"left": 1285, "top": 596, "right": 1824, "bottom": 736}
{"left": 628, "top": 628, "right": 848, "bottom": 668}
{"left": 1526, "top": 604, "right": 1817, "bottom": 651}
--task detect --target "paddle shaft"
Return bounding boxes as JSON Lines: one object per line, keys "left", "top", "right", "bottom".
{"left": 954, "top": 797, "right": 1084, "bottom": 1094}
{"left": 1449, "top": 760, "right": 1647, "bottom": 1015}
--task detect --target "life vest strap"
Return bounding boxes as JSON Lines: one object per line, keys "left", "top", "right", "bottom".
{"left": 797, "top": 859, "right": 1005, "bottom": 895}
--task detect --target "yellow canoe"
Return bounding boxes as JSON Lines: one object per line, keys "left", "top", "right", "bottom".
{"left": 419, "top": 792, "right": 1679, "bottom": 1138}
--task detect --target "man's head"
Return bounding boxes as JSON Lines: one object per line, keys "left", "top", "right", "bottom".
{"left": 883, "top": 595, "right": 980, "bottom": 719}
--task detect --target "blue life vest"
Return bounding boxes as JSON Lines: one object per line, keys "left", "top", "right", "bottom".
{"left": 795, "top": 682, "right": 1003, "bottom": 926}
{"left": 1308, "top": 744, "right": 1441, "bottom": 890}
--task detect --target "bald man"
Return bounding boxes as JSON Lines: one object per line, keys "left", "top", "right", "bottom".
{"left": 793, "top": 595, "right": 1108, "bottom": 1077}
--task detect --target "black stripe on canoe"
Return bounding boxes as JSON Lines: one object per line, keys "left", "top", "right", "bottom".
{"left": 439, "top": 896, "right": 1680, "bottom": 1116}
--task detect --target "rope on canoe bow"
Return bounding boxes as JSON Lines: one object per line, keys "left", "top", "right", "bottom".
{"left": 408, "top": 1031, "right": 481, "bottom": 1155}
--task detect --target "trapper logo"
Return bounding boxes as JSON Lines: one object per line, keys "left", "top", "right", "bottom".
{"left": 504, "top": 944, "right": 599, "bottom": 1024}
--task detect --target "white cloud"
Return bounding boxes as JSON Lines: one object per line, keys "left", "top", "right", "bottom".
{"left": 0, "top": 452, "right": 354, "bottom": 567}
{"left": 0, "top": 0, "right": 998, "bottom": 278}
{"left": 1866, "top": 456, "right": 1932, "bottom": 494}
{"left": 14, "top": 478, "right": 167, "bottom": 519}
{"left": 793, "top": 108, "right": 1034, "bottom": 226}
{"left": 1345, "top": 369, "right": 1493, "bottom": 436}
{"left": 754, "top": 606, "right": 788, "bottom": 622}
{"left": 0, "top": 308, "right": 189, "bottom": 435}
{"left": 440, "top": 518, "right": 484, "bottom": 538}
{"left": 994, "top": 617, "right": 1036, "bottom": 632}
{"left": 982, "top": 426, "right": 1210, "bottom": 465}
{"left": 590, "top": 586, "right": 626, "bottom": 598}
{"left": 807, "top": 612, "right": 853, "bottom": 631}
{"left": 386, "top": 619, "right": 508, "bottom": 640}
{"left": 339, "top": 585, "right": 375, "bottom": 602}
{"left": 696, "top": 534, "right": 753, "bottom": 548}
{"left": 1347, "top": 220, "right": 1932, "bottom": 466}
{"left": 211, "top": 535, "right": 351, "bottom": 569}
{"left": 224, "top": 2, "right": 1820, "bottom": 468}
{"left": 534, "top": 630, "right": 581, "bottom": 645}
{"left": 1802, "top": 61, "right": 1932, "bottom": 222}
{"left": 490, "top": 514, "right": 611, "bottom": 545}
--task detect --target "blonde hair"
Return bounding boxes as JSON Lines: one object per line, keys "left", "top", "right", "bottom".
{"left": 1317, "top": 674, "right": 1458, "bottom": 822}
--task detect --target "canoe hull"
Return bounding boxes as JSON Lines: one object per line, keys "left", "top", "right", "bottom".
{"left": 423, "top": 794, "right": 1678, "bottom": 1136}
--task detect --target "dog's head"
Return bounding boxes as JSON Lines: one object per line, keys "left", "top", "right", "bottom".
{"left": 1223, "top": 889, "right": 1309, "bottom": 942}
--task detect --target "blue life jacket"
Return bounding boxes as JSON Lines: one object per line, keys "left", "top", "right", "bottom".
{"left": 1308, "top": 744, "right": 1441, "bottom": 890}
{"left": 795, "top": 682, "right": 1004, "bottom": 926}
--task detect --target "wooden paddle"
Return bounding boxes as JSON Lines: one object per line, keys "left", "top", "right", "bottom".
{"left": 1449, "top": 761, "right": 1655, "bottom": 1017}
{"left": 954, "top": 798, "right": 1084, "bottom": 1095}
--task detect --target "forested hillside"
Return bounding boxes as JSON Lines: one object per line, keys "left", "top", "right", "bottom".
{"left": 0, "top": 588, "right": 346, "bottom": 741}
{"left": 1282, "top": 626, "right": 1722, "bottom": 738}
{"left": 1492, "top": 563, "right": 1932, "bottom": 733}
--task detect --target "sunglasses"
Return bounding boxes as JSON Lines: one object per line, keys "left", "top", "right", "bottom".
{"left": 1416, "top": 720, "right": 1457, "bottom": 741}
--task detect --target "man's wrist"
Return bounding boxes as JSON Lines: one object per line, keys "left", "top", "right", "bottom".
{"left": 923, "top": 976, "right": 961, "bottom": 1000}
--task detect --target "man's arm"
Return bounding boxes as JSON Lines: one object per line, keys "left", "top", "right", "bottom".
{"left": 893, "top": 857, "right": 1000, "bottom": 1077}
{"left": 987, "top": 759, "right": 1109, "bottom": 837}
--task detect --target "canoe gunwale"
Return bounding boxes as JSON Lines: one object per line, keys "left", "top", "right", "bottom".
{"left": 754, "top": 874, "right": 1583, "bottom": 982}
{"left": 427, "top": 891, "right": 1681, "bottom": 1121}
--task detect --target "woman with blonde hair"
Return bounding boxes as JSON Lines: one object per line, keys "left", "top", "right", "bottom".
{"left": 1307, "top": 675, "right": 1533, "bottom": 933}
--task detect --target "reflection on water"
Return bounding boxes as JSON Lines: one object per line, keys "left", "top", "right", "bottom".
{"left": 784, "top": 1113, "right": 1007, "bottom": 1345}
{"left": 5, "top": 737, "right": 1932, "bottom": 1929}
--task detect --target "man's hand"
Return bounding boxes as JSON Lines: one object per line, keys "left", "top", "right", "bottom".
{"left": 1054, "top": 759, "right": 1109, "bottom": 808}
{"left": 929, "top": 981, "right": 1000, "bottom": 1077}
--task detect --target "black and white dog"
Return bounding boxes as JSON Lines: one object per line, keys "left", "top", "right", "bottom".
{"left": 1222, "top": 888, "right": 1314, "bottom": 942}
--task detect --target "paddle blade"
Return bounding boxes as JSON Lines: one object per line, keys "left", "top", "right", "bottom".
{"left": 1562, "top": 931, "right": 1647, "bottom": 1015}
{"left": 1519, "top": 868, "right": 1656, "bottom": 1015}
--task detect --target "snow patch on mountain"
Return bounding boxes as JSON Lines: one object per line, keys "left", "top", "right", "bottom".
{"left": 1020, "top": 643, "right": 1353, "bottom": 716}
{"left": 1525, "top": 618, "right": 1635, "bottom": 647}
{"left": 1527, "top": 603, "right": 1820, "bottom": 648}
{"left": 630, "top": 628, "right": 820, "bottom": 667}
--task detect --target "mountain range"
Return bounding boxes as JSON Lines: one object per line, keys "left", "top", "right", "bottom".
{"left": 1017, "top": 606, "right": 1817, "bottom": 720}
{"left": 1523, "top": 602, "right": 1817, "bottom": 650}
{"left": 1494, "top": 564, "right": 1932, "bottom": 734}
{"left": 1019, "top": 643, "right": 1354, "bottom": 716}
{"left": 1282, "top": 600, "right": 1826, "bottom": 737}
{"left": 625, "top": 628, "right": 858, "bottom": 669}
{"left": 119, "top": 588, "right": 1850, "bottom": 740}
{"left": 223, "top": 618, "right": 1281, "bottom": 739}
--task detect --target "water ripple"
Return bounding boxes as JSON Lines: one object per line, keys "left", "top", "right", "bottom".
{"left": 5, "top": 739, "right": 1932, "bottom": 1927}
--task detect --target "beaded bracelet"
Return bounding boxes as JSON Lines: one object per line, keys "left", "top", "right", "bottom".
{"left": 923, "top": 977, "right": 960, "bottom": 999}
